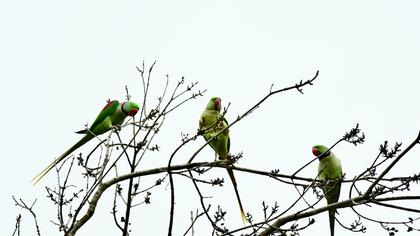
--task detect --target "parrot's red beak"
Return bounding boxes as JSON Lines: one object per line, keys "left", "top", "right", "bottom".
{"left": 215, "top": 98, "right": 221, "bottom": 109}
{"left": 312, "top": 147, "right": 320, "bottom": 156}
{"left": 128, "top": 109, "right": 139, "bottom": 116}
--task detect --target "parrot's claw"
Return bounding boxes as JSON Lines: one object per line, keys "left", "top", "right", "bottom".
{"left": 112, "top": 125, "right": 122, "bottom": 132}
{"left": 220, "top": 159, "right": 235, "bottom": 166}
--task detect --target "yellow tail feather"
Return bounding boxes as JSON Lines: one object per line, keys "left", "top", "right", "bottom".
{"left": 32, "top": 134, "right": 93, "bottom": 185}
{"left": 241, "top": 209, "right": 246, "bottom": 224}
{"left": 226, "top": 168, "right": 247, "bottom": 225}
{"left": 31, "top": 159, "right": 59, "bottom": 185}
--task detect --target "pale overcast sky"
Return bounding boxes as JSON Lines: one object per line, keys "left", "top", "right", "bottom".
{"left": 1, "top": 1, "right": 420, "bottom": 235}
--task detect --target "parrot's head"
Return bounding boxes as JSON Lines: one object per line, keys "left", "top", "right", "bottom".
{"left": 312, "top": 145, "right": 330, "bottom": 160}
{"left": 207, "top": 97, "right": 222, "bottom": 111}
{"left": 122, "top": 101, "right": 140, "bottom": 116}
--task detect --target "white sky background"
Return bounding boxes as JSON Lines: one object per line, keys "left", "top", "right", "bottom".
{"left": 1, "top": 0, "right": 420, "bottom": 235}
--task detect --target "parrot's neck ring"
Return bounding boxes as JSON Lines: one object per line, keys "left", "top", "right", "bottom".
{"left": 121, "top": 102, "right": 129, "bottom": 115}
{"left": 317, "top": 151, "right": 330, "bottom": 160}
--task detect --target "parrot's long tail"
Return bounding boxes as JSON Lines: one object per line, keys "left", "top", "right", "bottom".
{"left": 328, "top": 209, "right": 335, "bottom": 236}
{"left": 226, "top": 167, "right": 246, "bottom": 224}
{"left": 31, "top": 135, "right": 93, "bottom": 185}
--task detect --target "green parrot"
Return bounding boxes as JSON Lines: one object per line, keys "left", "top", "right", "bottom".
{"left": 199, "top": 97, "right": 246, "bottom": 224}
{"left": 312, "top": 145, "right": 343, "bottom": 236}
{"left": 32, "top": 100, "right": 140, "bottom": 185}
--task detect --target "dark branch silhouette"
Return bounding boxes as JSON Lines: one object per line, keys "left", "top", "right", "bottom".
{"left": 13, "top": 64, "right": 420, "bottom": 236}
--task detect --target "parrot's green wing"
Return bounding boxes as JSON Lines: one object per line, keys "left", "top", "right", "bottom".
{"left": 75, "top": 100, "right": 119, "bottom": 135}
{"left": 201, "top": 115, "right": 230, "bottom": 156}
{"left": 90, "top": 100, "right": 119, "bottom": 131}
{"left": 321, "top": 169, "right": 341, "bottom": 236}
{"left": 322, "top": 173, "right": 342, "bottom": 205}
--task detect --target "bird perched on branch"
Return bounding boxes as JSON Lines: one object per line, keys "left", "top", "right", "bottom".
{"left": 312, "top": 145, "right": 343, "bottom": 236}
{"left": 32, "top": 100, "right": 140, "bottom": 185}
{"left": 199, "top": 97, "right": 246, "bottom": 224}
